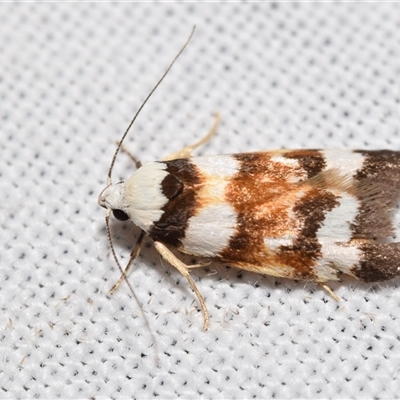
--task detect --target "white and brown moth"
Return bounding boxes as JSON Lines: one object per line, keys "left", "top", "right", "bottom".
{"left": 99, "top": 28, "right": 400, "bottom": 330}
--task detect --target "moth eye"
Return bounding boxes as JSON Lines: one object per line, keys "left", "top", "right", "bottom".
{"left": 113, "top": 209, "right": 129, "bottom": 221}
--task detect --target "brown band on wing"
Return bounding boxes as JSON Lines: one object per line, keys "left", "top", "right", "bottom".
{"left": 149, "top": 159, "right": 201, "bottom": 247}
{"left": 353, "top": 242, "right": 400, "bottom": 282}
{"left": 161, "top": 173, "right": 184, "bottom": 200}
{"left": 277, "top": 188, "right": 339, "bottom": 280}
{"left": 351, "top": 150, "right": 400, "bottom": 240}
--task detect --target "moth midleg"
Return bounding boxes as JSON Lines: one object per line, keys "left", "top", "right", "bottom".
{"left": 153, "top": 241, "right": 210, "bottom": 330}
{"left": 163, "top": 112, "right": 220, "bottom": 161}
{"left": 186, "top": 261, "right": 211, "bottom": 269}
{"left": 319, "top": 282, "right": 340, "bottom": 302}
{"left": 109, "top": 230, "right": 146, "bottom": 295}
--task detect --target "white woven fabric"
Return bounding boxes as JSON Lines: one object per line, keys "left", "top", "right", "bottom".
{"left": 1, "top": 3, "right": 400, "bottom": 399}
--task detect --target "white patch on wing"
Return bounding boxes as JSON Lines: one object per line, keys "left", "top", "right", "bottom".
{"left": 322, "top": 150, "right": 364, "bottom": 177}
{"left": 181, "top": 203, "right": 237, "bottom": 257}
{"left": 270, "top": 154, "right": 300, "bottom": 168}
{"left": 264, "top": 235, "right": 294, "bottom": 251}
{"left": 203, "top": 179, "right": 228, "bottom": 199}
{"left": 315, "top": 192, "right": 362, "bottom": 279}
{"left": 124, "top": 162, "right": 169, "bottom": 231}
{"left": 191, "top": 155, "right": 239, "bottom": 178}
{"left": 270, "top": 154, "right": 307, "bottom": 182}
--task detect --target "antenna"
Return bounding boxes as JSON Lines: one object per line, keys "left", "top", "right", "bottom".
{"left": 106, "top": 25, "right": 196, "bottom": 185}
{"left": 102, "top": 26, "right": 197, "bottom": 339}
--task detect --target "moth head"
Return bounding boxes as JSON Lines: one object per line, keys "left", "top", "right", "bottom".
{"left": 98, "top": 182, "right": 130, "bottom": 221}
{"left": 98, "top": 162, "right": 179, "bottom": 233}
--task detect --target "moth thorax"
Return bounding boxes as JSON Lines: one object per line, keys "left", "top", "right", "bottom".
{"left": 122, "top": 162, "right": 174, "bottom": 232}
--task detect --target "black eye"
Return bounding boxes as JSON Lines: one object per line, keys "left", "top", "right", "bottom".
{"left": 113, "top": 209, "right": 129, "bottom": 221}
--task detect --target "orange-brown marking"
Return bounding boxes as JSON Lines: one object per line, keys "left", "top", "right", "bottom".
{"left": 219, "top": 152, "right": 340, "bottom": 281}
{"left": 237, "top": 152, "right": 308, "bottom": 182}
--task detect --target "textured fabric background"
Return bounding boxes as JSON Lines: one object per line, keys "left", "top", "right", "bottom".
{"left": 1, "top": 3, "right": 400, "bottom": 399}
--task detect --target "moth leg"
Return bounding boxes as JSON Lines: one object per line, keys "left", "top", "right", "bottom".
{"left": 319, "top": 282, "right": 340, "bottom": 302}
{"left": 186, "top": 261, "right": 212, "bottom": 269}
{"left": 115, "top": 140, "right": 142, "bottom": 169}
{"left": 163, "top": 112, "right": 220, "bottom": 161}
{"left": 154, "top": 241, "right": 210, "bottom": 330}
{"left": 109, "top": 230, "right": 146, "bottom": 295}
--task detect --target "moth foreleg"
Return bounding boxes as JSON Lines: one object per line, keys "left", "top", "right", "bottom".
{"left": 153, "top": 241, "right": 210, "bottom": 330}
{"left": 163, "top": 112, "right": 220, "bottom": 161}
{"left": 109, "top": 230, "right": 146, "bottom": 295}
{"left": 115, "top": 140, "right": 142, "bottom": 169}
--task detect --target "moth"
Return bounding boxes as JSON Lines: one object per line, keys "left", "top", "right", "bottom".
{"left": 99, "top": 28, "right": 400, "bottom": 330}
